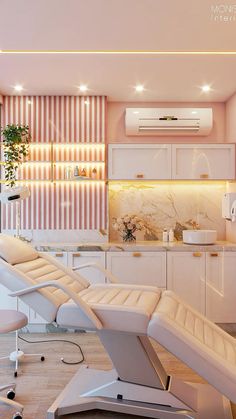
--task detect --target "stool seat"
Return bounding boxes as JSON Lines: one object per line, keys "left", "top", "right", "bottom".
{"left": 0, "top": 310, "right": 28, "bottom": 333}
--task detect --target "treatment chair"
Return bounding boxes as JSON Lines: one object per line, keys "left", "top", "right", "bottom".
{"left": 0, "top": 234, "right": 235, "bottom": 419}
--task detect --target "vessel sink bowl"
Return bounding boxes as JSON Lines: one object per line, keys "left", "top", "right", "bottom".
{"left": 183, "top": 230, "right": 217, "bottom": 245}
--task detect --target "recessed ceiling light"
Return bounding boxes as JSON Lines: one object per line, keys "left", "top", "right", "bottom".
{"left": 79, "top": 85, "right": 88, "bottom": 92}
{"left": 201, "top": 85, "right": 211, "bottom": 92}
{"left": 14, "top": 84, "right": 23, "bottom": 92}
{"left": 135, "top": 85, "right": 144, "bottom": 92}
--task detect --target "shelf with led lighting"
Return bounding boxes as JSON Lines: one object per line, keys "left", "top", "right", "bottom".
{"left": 0, "top": 141, "right": 106, "bottom": 183}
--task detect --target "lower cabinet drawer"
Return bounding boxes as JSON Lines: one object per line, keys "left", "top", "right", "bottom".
{"left": 106, "top": 252, "right": 166, "bottom": 287}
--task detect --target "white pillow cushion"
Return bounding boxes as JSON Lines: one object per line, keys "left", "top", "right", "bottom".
{"left": 0, "top": 234, "right": 38, "bottom": 265}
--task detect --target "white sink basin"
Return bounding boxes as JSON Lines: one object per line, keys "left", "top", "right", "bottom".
{"left": 183, "top": 230, "right": 217, "bottom": 245}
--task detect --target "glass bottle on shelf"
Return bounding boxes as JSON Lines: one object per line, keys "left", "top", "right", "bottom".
{"left": 74, "top": 165, "right": 79, "bottom": 177}
{"left": 65, "top": 165, "right": 73, "bottom": 180}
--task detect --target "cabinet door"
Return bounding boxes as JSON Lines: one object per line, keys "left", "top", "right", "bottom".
{"left": 106, "top": 252, "right": 166, "bottom": 287}
{"left": 108, "top": 144, "right": 171, "bottom": 180}
{"left": 206, "top": 252, "right": 236, "bottom": 323}
{"left": 68, "top": 252, "right": 106, "bottom": 284}
{"left": 167, "top": 252, "right": 206, "bottom": 314}
{"left": 172, "top": 144, "right": 235, "bottom": 180}
{"left": 46, "top": 251, "right": 68, "bottom": 266}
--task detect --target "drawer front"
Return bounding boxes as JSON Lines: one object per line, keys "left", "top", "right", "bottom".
{"left": 107, "top": 252, "right": 166, "bottom": 287}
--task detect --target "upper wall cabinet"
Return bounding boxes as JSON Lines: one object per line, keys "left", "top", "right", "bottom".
{"left": 172, "top": 144, "right": 235, "bottom": 180}
{"left": 108, "top": 144, "right": 171, "bottom": 180}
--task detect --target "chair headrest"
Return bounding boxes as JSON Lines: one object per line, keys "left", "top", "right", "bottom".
{"left": 0, "top": 234, "right": 38, "bottom": 265}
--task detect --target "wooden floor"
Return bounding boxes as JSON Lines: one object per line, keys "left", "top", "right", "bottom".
{"left": 0, "top": 332, "right": 235, "bottom": 419}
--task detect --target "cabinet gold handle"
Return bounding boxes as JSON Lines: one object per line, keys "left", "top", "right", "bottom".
{"left": 210, "top": 252, "right": 218, "bottom": 257}
{"left": 133, "top": 252, "right": 142, "bottom": 257}
{"left": 136, "top": 173, "right": 144, "bottom": 179}
{"left": 55, "top": 253, "right": 63, "bottom": 257}
{"left": 73, "top": 252, "right": 81, "bottom": 257}
{"left": 200, "top": 173, "right": 209, "bottom": 179}
{"left": 193, "top": 252, "right": 202, "bottom": 257}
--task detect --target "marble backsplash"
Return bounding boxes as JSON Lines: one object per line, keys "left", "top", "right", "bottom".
{"left": 109, "top": 182, "right": 226, "bottom": 242}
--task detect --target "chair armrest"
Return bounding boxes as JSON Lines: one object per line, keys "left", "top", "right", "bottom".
{"left": 72, "top": 262, "right": 119, "bottom": 284}
{"left": 9, "top": 280, "right": 102, "bottom": 329}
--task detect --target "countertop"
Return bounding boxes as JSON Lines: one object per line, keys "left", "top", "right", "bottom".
{"left": 34, "top": 240, "right": 236, "bottom": 252}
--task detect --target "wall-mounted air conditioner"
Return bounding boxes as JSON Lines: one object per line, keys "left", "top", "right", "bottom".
{"left": 125, "top": 108, "right": 213, "bottom": 136}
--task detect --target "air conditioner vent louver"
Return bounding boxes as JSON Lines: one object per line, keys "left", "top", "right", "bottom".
{"left": 125, "top": 108, "right": 212, "bottom": 136}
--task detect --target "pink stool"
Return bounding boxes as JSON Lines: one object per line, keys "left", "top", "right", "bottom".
{"left": 0, "top": 310, "right": 27, "bottom": 419}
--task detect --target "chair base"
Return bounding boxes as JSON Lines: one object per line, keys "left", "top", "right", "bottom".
{"left": 46, "top": 365, "right": 233, "bottom": 419}
{"left": 0, "top": 383, "right": 23, "bottom": 419}
{"left": 0, "top": 351, "right": 44, "bottom": 377}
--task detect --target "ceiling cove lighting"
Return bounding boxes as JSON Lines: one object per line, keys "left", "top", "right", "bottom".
{"left": 201, "top": 85, "right": 211, "bottom": 92}
{"left": 14, "top": 84, "right": 23, "bottom": 92}
{"left": 2, "top": 50, "right": 236, "bottom": 55}
{"left": 135, "top": 85, "right": 144, "bottom": 92}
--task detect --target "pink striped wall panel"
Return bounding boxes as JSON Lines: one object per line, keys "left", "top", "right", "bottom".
{"left": 1, "top": 182, "right": 107, "bottom": 230}
{"left": 2, "top": 96, "right": 106, "bottom": 143}
{"left": 0, "top": 95, "right": 107, "bottom": 231}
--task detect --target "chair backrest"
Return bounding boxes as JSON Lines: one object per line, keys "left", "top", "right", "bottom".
{"left": 0, "top": 235, "right": 89, "bottom": 322}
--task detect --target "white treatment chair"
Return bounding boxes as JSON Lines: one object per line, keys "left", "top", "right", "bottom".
{"left": 0, "top": 234, "right": 235, "bottom": 419}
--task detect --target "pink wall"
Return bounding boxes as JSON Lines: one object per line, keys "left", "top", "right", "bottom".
{"left": 107, "top": 101, "right": 226, "bottom": 143}
{"left": 226, "top": 92, "right": 236, "bottom": 143}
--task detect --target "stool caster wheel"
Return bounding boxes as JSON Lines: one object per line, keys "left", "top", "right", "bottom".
{"left": 41, "top": 356, "right": 45, "bottom": 361}
{"left": 14, "top": 371, "right": 18, "bottom": 378}
{"left": 12, "top": 413, "right": 23, "bottom": 419}
{"left": 7, "top": 389, "right": 15, "bottom": 400}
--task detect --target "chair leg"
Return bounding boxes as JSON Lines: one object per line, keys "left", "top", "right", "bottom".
{"left": 6, "top": 329, "right": 45, "bottom": 377}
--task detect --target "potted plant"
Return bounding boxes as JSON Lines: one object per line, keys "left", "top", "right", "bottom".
{"left": 1, "top": 124, "right": 31, "bottom": 187}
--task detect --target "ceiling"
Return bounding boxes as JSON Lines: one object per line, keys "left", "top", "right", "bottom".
{"left": 1, "top": 0, "right": 236, "bottom": 101}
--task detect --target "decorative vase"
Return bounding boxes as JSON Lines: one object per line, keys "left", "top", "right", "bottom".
{"left": 122, "top": 230, "right": 136, "bottom": 242}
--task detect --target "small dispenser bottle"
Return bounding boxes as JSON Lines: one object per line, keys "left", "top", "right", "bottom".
{"left": 91, "top": 167, "right": 97, "bottom": 179}
{"left": 168, "top": 228, "right": 174, "bottom": 242}
{"left": 162, "top": 228, "right": 169, "bottom": 242}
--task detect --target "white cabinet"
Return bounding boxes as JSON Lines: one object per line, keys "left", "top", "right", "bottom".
{"left": 172, "top": 144, "right": 235, "bottom": 180}
{"left": 46, "top": 251, "right": 68, "bottom": 266}
{"left": 106, "top": 251, "right": 166, "bottom": 287}
{"left": 167, "top": 252, "right": 206, "bottom": 314}
{"left": 68, "top": 251, "right": 106, "bottom": 284}
{"left": 206, "top": 252, "right": 236, "bottom": 323}
{"left": 108, "top": 144, "right": 171, "bottom": 180}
